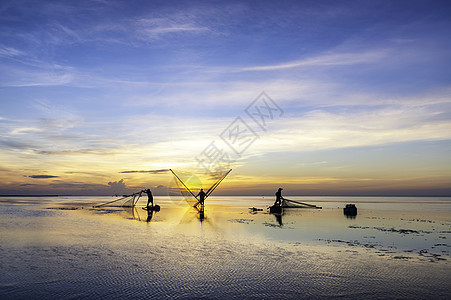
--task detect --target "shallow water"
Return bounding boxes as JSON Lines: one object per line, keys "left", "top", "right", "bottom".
{"left": 0, "top": 196, "right": 450, "bottom": 299}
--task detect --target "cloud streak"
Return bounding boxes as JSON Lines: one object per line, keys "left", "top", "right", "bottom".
{"left": 238, "top": 50, "right": 389, "bottom": 72}
{"left": 0, "top": 46, "right": 25, "bottom": 58}
{"left": 28, "top": 175, "right": 59, "bottom": 179}
{"left": 120, "top": 169, "right": 170, "bottom": 174}
{"left": 135, "top": 17, "right": 210, "bottom": 40}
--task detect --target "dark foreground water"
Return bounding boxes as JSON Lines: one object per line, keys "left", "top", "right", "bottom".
{"left": 0, "top": 196, "right": 450, "bottom": 299}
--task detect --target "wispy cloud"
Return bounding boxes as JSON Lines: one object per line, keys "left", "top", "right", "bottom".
{"left": 253, "top": 100, "right": 451, "bottom": 154}
{"left": 11, "top": 127, "right": 43, "bottom": 135}
{"left": 0, "top": 139, "right": 32, "bottom": 150}
{"left": 133, "top": 16, "right": 211, "bottom": 41}
{"left": 0, "top": 62, "right": 77, "bottom": 87}
{"left": 238, "top": 50, "right": 389, "bottom": 72}
{"left": 1, "top": 86, "right": 449, "bottom": 164}
{"left": 0, "top": 46, "right": 25, "bottom": 58}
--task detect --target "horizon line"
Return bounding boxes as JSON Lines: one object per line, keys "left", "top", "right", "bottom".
{"left": 1, "top": 194, "right": 450, "bottom": 198}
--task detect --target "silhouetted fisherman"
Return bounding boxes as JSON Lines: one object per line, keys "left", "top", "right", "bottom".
{"left": 274, "top": 188, "right": 284, "bottom": 206}
{"left": 196, "top": 188, "right": 206, "bottom": 206}
{"left": 144, "top": 189, "right": 153, "bottom": 207}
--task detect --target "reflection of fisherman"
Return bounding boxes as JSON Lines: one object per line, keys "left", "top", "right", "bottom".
{"left": 196, "top": 188, "right": 206, "bottom": 206}
{"left": 197, "top": 205, "right": 205, "bottom": 222}
{"left": 274, "top": 188, "right": 284, "bottom": 206}
{"left": 146, "top": 210, "right": 153, "bottom": 222}
{"left": 144, "top": 189, "right": 153, "bottom": 207}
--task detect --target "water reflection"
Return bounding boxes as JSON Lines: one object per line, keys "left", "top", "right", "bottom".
{"left": 84, "top": 197, "right": 450, "bottom": 264}
{"left": 181, "top": 204, "right": 217, "bottom": 229}
{"left": 272, "top": 211, "right": 283, "bottom": 226}
{"left": 101, "top": 206, "right": 156, "bottom": 223}
{"left": 195, "top": 204, "right": 205, "bottom": 223}
{"left": 179, "top": 205, "right": 204, "bottom": 224}
{"left": 146, "top": 208, "right": 154, "bottom": 222}
{"left": 128, "top": 206, "right": 160, "bottom": 223}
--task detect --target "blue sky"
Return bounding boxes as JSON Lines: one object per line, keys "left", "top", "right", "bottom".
{"left": 1, "top": 0, "right": 450, "bottom": 195}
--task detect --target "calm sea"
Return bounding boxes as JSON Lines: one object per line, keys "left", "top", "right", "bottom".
{"left": 1, "top": 196, "right": 450, "bottom": 299}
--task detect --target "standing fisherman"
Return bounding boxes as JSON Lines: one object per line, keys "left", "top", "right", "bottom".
{"left": 274, "top": 188, "right": 284, "bottom": 206}
{"left": 196, "top": 188, "right": 206, "bottom": 206}
{"left": 144, "top": 189, "right": 153, "bottom": 208}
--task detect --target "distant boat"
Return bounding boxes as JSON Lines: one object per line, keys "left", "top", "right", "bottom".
{"left": 344, "top": 204, "right": 357, "bottom": 216}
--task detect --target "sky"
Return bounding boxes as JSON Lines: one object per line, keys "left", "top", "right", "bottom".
{"left": 1, "top": 0, "right": 451, "bottom": 196}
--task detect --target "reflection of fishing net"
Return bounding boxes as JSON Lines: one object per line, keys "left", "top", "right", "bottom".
{"left": 93, "top": 193, "right": 142, "bottom": 208}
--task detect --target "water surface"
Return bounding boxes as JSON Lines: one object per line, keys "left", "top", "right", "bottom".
{"left": 1, "top": 196, "right": 450, "bottom": 299}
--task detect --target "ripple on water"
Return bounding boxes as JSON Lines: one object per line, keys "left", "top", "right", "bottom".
{"left": 2, "top": 238, "right": 451, "bottom": 299}
{"left": 1, "top": 200, "right": 450, "bottom": 299}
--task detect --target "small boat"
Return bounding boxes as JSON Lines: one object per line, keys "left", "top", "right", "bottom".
{"left": 344, "top": 204, "right": 357, "bottom": 216}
